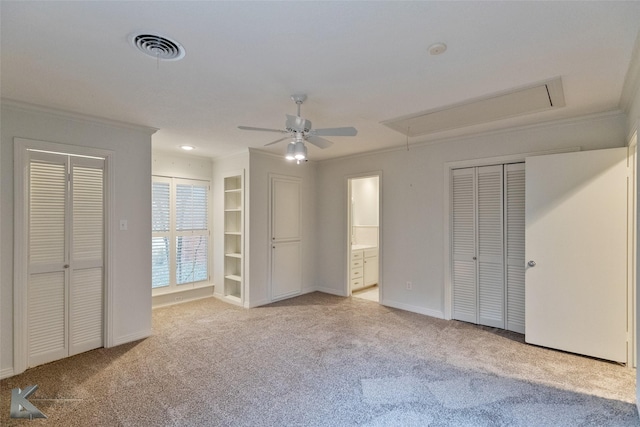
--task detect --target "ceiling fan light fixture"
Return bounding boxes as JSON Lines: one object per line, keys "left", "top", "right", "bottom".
{"left": 294, "top": 141, "right": 307, "bottom": 161}
{"left": 285, "top": 143, "right": 296, "bottom": 160}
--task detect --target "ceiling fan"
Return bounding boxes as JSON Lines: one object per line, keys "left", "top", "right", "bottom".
{"left": 238, "top": 94, "right": 357, "bottom": 163}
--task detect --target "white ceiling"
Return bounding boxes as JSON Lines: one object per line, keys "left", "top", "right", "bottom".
{"left": 2, "top": 1, "right": 640, "bottom": 161}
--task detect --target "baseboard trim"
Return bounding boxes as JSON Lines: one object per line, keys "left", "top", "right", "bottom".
{"left": 316, "top": 286, "right": 348, "bottom": 297}
{"left": 0, "top": 367, "right": 15, "bottom": 379}
{"left": 110, "top": 329, "right": 152, "bottom": 347}
{"left": 381, "top": 299, "right": 444, "bottom": 319}
{"left": 152, "top": 286, "right": 214, "bottom": 309}
{"left": 246, "top": 298, "right": 271, "bottom": 308}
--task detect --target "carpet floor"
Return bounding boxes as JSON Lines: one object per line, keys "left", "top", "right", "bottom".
{"left": 0, "top": 292, "right": 637, "bottom": 426}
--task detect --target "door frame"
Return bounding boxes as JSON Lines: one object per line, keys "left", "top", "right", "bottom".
{"left": 628, "top": 130, "right": 638, "bottom": 367}
{"left": 13, "top": 137, "right": 114, "bottom": 375}
{"left": 345, "top": 171, "right": 383, "bottom": 300}
{"left": 443, "top": 147, "right": 578, "bottom": 321}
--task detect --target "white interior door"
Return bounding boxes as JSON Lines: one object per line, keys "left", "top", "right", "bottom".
{"left": 69, "top": 158, "right": 104, "bottom": 356}
{"left": 451, "top": 166, "right": 505, "bottom": 328}
{"left": 28, "top": 153, "right": 69, "bottom": 367}
{"left": 525, "top": 148, "right": 627, "bottom": 363}
{"left": 27, "top": 151, "right": 104, "bottom": 368}
{"left": 270, "top": 176, "right": 302, "bottom": 300}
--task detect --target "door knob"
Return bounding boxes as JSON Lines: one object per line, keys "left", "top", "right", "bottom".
{"left": 64, "top": 264, "right": 69, "bottom": 269}
{"left": 527, "top": 260, "right": 536, "bottom": 267}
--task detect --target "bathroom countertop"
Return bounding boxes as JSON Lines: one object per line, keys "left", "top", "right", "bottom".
{"left": 351, "top": 244, "right": 377, "bottom": 251}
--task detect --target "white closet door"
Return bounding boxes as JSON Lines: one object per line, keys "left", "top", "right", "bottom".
{"left": 525, "top": 148, "right": 627, "bottom": 362}
{"left": 69, "top": 159, "right": 104, "bottom": 355}
{"left": 27, "top": 152, "right": 104, "bottom": 368}
{"left": 451, "top": 168, "right": 476, "bottom": 323}
{"left": 27, "top": 153, "right": 69, "bottom": 367}
{"left": 477, "top": 165, "right": 504, "bottom": 329}
{"left": 505, "top": 164, "right": 525, "bottom": 333}
{"left": 270, "top": 176, "right": 302, "bottom": 300}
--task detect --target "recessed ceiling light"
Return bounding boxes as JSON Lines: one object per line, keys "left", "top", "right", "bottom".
{"left": 428, "top": 42, "right": 447, "bottom": 56}
{"left": 180, "top": 145, "right": 195, "bottom": 151}
{"left": 129, "top": 32, "right": 186, "bottom": 61}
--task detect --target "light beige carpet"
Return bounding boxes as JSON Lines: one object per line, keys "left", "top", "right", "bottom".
{"left": 0, "top": 292, "right": 637, "bottom": 426}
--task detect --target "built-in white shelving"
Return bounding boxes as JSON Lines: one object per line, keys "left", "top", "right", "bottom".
{"left": 224, "top": 174, "right": 243, "bottom": 302}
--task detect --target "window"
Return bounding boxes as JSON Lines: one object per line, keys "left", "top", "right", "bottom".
{"left": 152, "top": 176, "right": 210, "bottom": 293}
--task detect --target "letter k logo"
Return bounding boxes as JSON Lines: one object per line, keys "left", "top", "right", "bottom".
{"left": 10, "top": 385, "right": 47, "bottom": 419}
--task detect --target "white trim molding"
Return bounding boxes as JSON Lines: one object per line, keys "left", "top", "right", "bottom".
{"left": 382, "top": 299, "right": 444, "bottom": 320}
{"left": 0, "top": 367, "right": 15, "bottom": 380}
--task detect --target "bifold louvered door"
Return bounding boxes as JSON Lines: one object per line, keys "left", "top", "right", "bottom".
{"left": 451, "top": 164, "right": 524, "bottom": 333}
{"left": 27, "top": 151, "right": 104, "bottom": 368}
{"left": 504, "top": 164, "right": 525, "bottom": 333}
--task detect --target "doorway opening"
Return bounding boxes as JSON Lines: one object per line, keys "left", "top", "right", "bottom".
{"left": 347, "top": 175, "right": 380, "bottom": 302}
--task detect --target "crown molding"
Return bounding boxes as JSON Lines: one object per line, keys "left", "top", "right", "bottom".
{"left": 1, "top": 98, "right": 158, "bottom": 135}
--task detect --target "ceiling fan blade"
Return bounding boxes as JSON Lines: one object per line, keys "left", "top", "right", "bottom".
{"left": 310, "top": 126, "right": 358, "bottom": 137}
{"left": 238, "top": 125, "right": 287, "bottom": 134}
{"left": 264, "top": 136, "right": 290, "bottom": 147}
{"left": 306, "top": 135, "right": 334, "bottom": 149}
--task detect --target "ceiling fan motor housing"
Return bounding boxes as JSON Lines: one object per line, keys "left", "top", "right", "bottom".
{"left": 286, "top": 115, "right": 312, "bottom": 133}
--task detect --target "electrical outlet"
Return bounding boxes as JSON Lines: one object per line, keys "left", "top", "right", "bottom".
{"left": 406, "top": 281, "right": 412, "bottom": 290}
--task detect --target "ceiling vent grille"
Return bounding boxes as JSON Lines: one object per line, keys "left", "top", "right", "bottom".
{"left": 130, "top": 33, "right": 185, "bottom": 61}
{"left": 382, "top": 77, "right": 565, "bottom": 137}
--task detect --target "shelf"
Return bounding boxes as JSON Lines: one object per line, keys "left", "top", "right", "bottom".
{"left": 224, "top": 173, "right": 243, "bottom": 303}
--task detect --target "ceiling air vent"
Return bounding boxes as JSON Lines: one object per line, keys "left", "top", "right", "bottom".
{"left": 382, "top": 77, "right": 565, "bottom": 137}
{"left": 130, "top": 33, "right": 185, "bottom": 61}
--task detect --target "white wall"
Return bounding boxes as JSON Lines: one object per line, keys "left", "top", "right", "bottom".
{"left": 316, "top": 112, "right": 627, "bottom": 317}
{"left": 1, "top": 102, "right": 155, "bottom": 377}
{"left": 248, "top": 150, "right": 317, "bottom": 305}
{"left": 352, "top": 176, "right": 379, "bottom": 226}
{"left": 153, "top": 151, "right": 213, "bottom": 181}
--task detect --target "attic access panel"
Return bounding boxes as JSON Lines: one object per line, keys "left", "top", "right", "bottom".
{"left": 382, "top": 78, "right": 565, "bottom": 137}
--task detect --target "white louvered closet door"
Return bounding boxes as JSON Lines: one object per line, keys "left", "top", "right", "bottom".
{"left": 69, "top": 158, "right": 104, "bottom": 356}
{"left": 451, "top": 168, "right": 476, "bottom": 323}
{"left": 504, "top": 164, "right": 525, "bottom": 333}
{"left": 476, "top": 165, "right": 504, "bottom": 329}
{"left": 28, "top": 153, "right": 69, "bottom": 367}
{"left": 452, "top": 164, "right": 523, "bottom": 331}
{"left": 27, "top": 152, "right": 104, "bottom": 368}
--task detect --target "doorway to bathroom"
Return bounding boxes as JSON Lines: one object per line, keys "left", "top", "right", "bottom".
{"left": 347, "top": 174, "right": 380, "bottom": 303}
